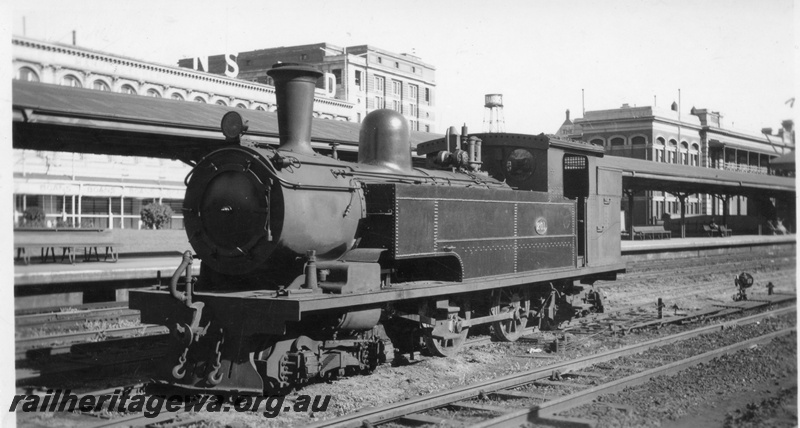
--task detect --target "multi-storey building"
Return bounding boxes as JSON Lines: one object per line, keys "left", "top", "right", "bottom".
{"left": 557, "top": 104, "right": 794, "bottom": 227}
{"left": 11, "top": 36, "right": 354, "bottom": 229}
{"left": 177, "top": 43, "right": 437, "bottom": 132}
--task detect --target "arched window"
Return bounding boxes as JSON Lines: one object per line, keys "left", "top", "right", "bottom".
{"left": 93, "top": 80, "right": 110, "bottom": 91}
{"left": 589, "top": 138, "right": 604, "bottom": 146}
{"left": 656, "top": 137, "right": 666, "bottom": 145}
{"left": 631, "top": 136, "right": 646, "bottom": 145}
{"left": 146, "top": 88, "right": 161, "bottom": 98}
{"left": 236, "top": 103, "right": 248, "bottom": 109}
{"left": 215, "top": 100, "right": 228, "bottom": 106}
{"left": 120, "top": 84, "right": 137, "bottom": 95}
{"left": 170, "top": 93, "right": 184, "bottom": 101}
{"left": 194, "top": 97, "right": 206, "bottom": 103}
{"left": 61, "top": 74, "right": 82, "bottom": 88}
{"left": 610, "top": 137, "right": 625, "bottom": 146}
{"left": 669, "top": 139, "right": 678, "bottom": 147}
{"left": 256, "top": 105, "right": 267, "bottom": 111}
{"left": 17, "top": 67, "right": 39, "bottom": 82}
{"left": 680, "top": 141, "right": 689, "bottom": 150}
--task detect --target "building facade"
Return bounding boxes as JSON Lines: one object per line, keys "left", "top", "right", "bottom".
{"left": 11, "top": 36, "right": 355, "bottom": 229}
{"left": 178, "top": 43, "right": 437, "bottom": 132}
{"left": 557, "top": 104, "right": 794, "bottom": 226}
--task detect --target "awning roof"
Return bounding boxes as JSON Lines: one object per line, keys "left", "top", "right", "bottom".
{"left": 770, "top": 151, "right": 795, "bottom": 167}
{"left": 12, "top": 81, "right": 439, "bottom": 163}
{"left": 603, "top": 155, "right": 795, "bottom": 196}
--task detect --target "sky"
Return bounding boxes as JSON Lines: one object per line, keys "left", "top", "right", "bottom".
{"left": 7, "top": 0, "right": 797, "bottom": 135}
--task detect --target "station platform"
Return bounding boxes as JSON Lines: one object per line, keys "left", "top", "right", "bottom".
{"left": 14, "top": 254, "right": 200, "bottom": 287}
{"left": 621, "top": 234, "right": 795, "bottom": 258}
{"left": 14, "top": 235, "right": 794, "bottom": 287}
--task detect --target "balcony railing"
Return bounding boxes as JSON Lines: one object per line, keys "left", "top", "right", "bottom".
{"left": 721, "top": 162, "right": 770, "bottom": 175}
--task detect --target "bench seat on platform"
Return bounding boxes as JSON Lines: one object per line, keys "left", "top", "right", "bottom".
{"left": 632, "top": 225, "right": 671, "bottom": 240}
{"left": 14, "top": 229, "right": 119, "bottom": 264}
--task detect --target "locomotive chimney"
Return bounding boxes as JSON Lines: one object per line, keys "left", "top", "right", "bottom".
{"left": 266, "top": 63, "right": 323, "bottom": 155}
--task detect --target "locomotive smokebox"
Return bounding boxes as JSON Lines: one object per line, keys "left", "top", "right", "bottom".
{"left": 267, "top": 63, "right": 323, "bottom": 155}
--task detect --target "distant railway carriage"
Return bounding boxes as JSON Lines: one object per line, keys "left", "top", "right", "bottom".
{"left": 130, "top": 63, "right": 625, "bottom": 395}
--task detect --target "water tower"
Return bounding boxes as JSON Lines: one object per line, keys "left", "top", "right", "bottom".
{"left": 483, "top": 94, "right": 505, "bottom": 133}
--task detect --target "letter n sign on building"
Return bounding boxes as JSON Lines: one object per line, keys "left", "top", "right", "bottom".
{"left": 192, "top": 54, "right": 239, "bottom": 78}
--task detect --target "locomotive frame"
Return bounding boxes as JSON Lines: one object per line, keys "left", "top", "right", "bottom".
{"left": 130, "top": 63, "right": 626, "bottom": 395}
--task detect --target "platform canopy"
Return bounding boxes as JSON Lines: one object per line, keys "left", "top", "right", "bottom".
{"left": 12, "top": 81, "right": 438, "bottom": 164}
{"left": 770, "top": 151, "right": 795, "bottom": 167}
{"left": 603, "top": 155, "right": 795, "bottom": 197}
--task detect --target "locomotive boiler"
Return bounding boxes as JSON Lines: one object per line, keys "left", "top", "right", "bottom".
{"left": 130, "top": 63, "right": 625, "bottom": 395}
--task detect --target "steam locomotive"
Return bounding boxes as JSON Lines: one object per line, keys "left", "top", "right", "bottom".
{"left": 130, "top": 63, "right": 625, "bottom": 395}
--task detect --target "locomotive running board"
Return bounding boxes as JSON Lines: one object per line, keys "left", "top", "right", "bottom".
{"left": 131, "top": 262, "right": 625, "bottom": 336}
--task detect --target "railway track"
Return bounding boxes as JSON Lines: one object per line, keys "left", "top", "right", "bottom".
{"left": 14, "top": 297, "right": 795, "bottom": 427}
{"left": 17, "top": 306, "right": 142, "bottom": 332}
{"left": 307, "top": 306, "right": 795, "bottom": 428}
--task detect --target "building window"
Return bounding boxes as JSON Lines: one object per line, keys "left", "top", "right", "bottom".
{"left": 332, "top": 69, "right": 342, "bottom": 85}
{"left": 395, "top": 61, "right": 400, "bottom": 68}
{"left": 375, "top": 76, "right": 385, "bottom": 93}
{"left": 216, "top": 100, "right": 228, "bottom": 106}
{"left": 300, "top": 54, "right": 308, "bottom": 60}
{"left": 93, "top": 80, "right": 110, "bottom": 91}
{"left": 424, "top": 88, "right": 431, "bottom": 104}
{"left": 425, "top": 125, "right": 430, "bottom": 132}
{"left": 120, "top": 84, "right": 136, "bottom": 95}
{"left": 392, "top": 100, "right": 402, "bottom": 112}
{"left": 392, "top": 80, "right": 402, "bottom": 97}
{"left": 147, "top": 88, "right": 161, "bottom": 98}
{"left": 656, "top": 137, "right": 666, "bottom": 145}
{"left": 61, "top": 74, "right": 82, "bottom": 88}
{"left": 632, "top": 136, "right": 646, "bottom": 145}
{"left": 354, "top": 70, "right": 362, "bottom": 89}
{"left": 409, "top": 84, "right": 418, "bottom": 100}
{"left": 17, "top": 67, "right": 39, "bottom": 82}
{"left": 376, "top": 56, "right": 382, "bottom": 64}
{"left": 610, "top": 137, "right": 625, "bottom": 147}
{"left": 194, "top": 96, "right": 206, "bottom": 103}
{"left": 590, "top": 138, "right": 604, "bottom": 146}
{"left": 171, "top": 93, "right": 184, "bottom": 101}
{"left": 410, "top": 120, "right": 418, "bottom": 131}
{"left": 412, "top": 66, "right": 417, "bottom": 73}
{"left": 357, "top": 112, "right": 362, "bottom": 123}
{"left": 375, "top": 95, "right": 384, "bottom": 109}
{"left": 236, "top": 103, "right": 248, "bottom": 109}
{"left": 656, "top": 149, "right": 664, "bottom": 163}
{"left": 409, "top": 104, "right": 418, "bottom": 118}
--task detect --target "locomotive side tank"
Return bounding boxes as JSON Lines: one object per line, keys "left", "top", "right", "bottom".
{"left": 130, "top": 63, "right": 625, "bottom": 395}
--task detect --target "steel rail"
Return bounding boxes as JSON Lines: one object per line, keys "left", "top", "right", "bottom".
{"left": 16, "top": 324, "right": 168, "bottom": 356}
{"left": 17, "top": 308, "right": 141, "bottom": 330}
{"left": 476, "top": 326, "right": 796, "bottom": 427}
{"left": 307, "top": 305, "right": 795, "bottom": 428}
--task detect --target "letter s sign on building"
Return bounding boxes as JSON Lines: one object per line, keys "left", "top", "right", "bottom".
{"left": 225, "top": 54, "right": 240, "bottom": 78}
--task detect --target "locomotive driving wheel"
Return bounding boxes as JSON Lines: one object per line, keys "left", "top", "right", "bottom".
{"left": 423, "top": 300, "right": 470, "bottom": 358}
{"left": 490, "top": 288, "right": 530, "bottom": 342}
